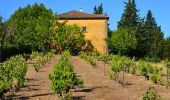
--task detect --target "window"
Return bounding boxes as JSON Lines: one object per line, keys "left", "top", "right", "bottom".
{"left": 82, "top": 27, "right": 87, "bottom": 33}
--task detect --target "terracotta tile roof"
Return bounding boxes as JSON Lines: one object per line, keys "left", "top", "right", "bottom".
{"left": 57, "top": 10, "right": 109, "bottom": 19}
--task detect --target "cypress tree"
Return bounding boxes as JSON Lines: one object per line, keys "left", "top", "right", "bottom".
{"left": 145, "top": 10, "right": 164, "bottom": 58}
{"left": 98, "top": 3, "right": 103, "bottom": 14}
{"left": 117, "top": 0, "right": 139, "bottom": 28}
{"left": 93, "top": 3, "right": 103, "bottom": 14}
{"left": 0, "top": 17, "right": 8, "bottom": 61}
{"left": 93, "top": 6, "right": 98, "bottom": 14}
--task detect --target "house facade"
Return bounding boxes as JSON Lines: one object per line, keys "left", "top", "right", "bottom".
{"left": 57, "top": 10, "right": 109, "bottom": 54}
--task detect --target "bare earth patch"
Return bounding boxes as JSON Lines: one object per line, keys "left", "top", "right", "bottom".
{"left": 4, "top": 55, "right": 170, "bottom": 100}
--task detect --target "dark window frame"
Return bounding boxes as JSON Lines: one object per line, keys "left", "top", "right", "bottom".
{"left": 82, "top": 26, "right": 87, "bottom": 33}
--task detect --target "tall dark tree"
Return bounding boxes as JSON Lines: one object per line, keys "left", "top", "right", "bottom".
{"left": 117, "top": 0, "right": 139, "bottom": 28}
{"left": 163, "top": 37, "right": 170, "bottom": 60}
{"left": 0, "top": 17, "right": 9, "bottom": 61}
{"left": 98, "top": 3, "right": 103, "bottom": 14}
{"left": 93, "top": 3, "right": 103, "bottom": 14}
{"left": 133, "top": 18, "right": 148, "bottom": 57}
{"left": 93, "top": 6, "right": 98, "bottom": 14}
{"left": 144, "top": 10, "right": 164, "bottom": 58}
{"left": 113, "top": 0, "right": 139, "bottom": 56}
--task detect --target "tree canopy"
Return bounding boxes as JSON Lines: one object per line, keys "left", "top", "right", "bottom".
{"left": 117, "top": 0, "right": 139, "bottom": 28}
{"left": 7, "top": 3, "right": 55, "bottom": 51}
{"left": 52, "top": 21, "right": 86, "bottom": 53}
{"left": 109, "top": 28, "right": 137, "bottom": 55}
{"left": 93, "top": 3, "right": 103, "bottom": 14}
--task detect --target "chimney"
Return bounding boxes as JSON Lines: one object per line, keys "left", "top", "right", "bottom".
{"left": 79, "top": 8, "right": 82, "bottom": 12}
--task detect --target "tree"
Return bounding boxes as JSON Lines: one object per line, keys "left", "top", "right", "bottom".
{"left": 109, "top": 28, "right": 137, "bottom": 55}
{"left": 93, "top": 6, "right": 98, "bottom": 14}
{"left": 117, "top": 0, "right": 139, "bottom": 28}
{"left": 110, "top": 0, "right": 139, "bottom": 56}
{"left": 134, "top": 18, "right": 148, "bottom": 58}
{"left": 98, "top": 3, "right": 103, "bottom": 14}
{"left": 163, "top": 37, "right": 170, "bottom": 60}
{"left": 0, "top": 17, "right": 9, "bottom": 61}
{"left": 52, "top": 21, "right": 86, "bottom": 53}
{"left": 93, "top": 3, "right": 103, "bottom": 14}
{"left": 144, "top": 10, "right": 164, "bottom": 58}
{"left": 7, "top": 3, "right": 55, "bottom": 52}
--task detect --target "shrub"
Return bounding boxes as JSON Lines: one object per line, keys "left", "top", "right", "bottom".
{"left": 130, "top": 66, "right": 136, "bottom": 75}
{"left": 0, "top": 55, "right": 27, "bottom": 98}
{"left": 52, "top": 23, "right": 86, "bottom": 53}
{"left": 49, "top": 51, "right": 83, "bottom": 99}
{"left": 138, "top": 61, "right": 150, "bottom": 79}
{"left": 150, "top": 66, "right": 161, "bottom": 83}
{"left": 78, "top": 51, "right": 96, "bottom": 67}
{"left": 31, "top": 51, "right": 55, "bottom": 72}
{"left": 143, "top": 87, "right": 160, "bottom": 100}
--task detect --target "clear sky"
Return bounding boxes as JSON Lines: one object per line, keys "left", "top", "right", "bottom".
{"left": 0, "top": 0, "right": 169, "bottom": 38}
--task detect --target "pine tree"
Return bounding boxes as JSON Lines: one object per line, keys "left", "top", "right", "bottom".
{"left": 134, "top": 18, "right": 148, "bottom": 57}
{"left": 163, "top": 37, "right": 170, "bottom": 60}
{"left": 117, "top": 0, "right": 139, "bottom": 28}
{"left": 115, "top": 0, "right": 140, "bottom": 56}
{"left": 145, "top": 10, "right": 164, "bottom": 58}
{"left": 93, "top": 3, "right": 103, "bottom": 14}
{"left": 0, "top": 17, "right": 8, "bottom": 61}
{"left": 93, "top": 6, "right": 98, "bottom": 14}
{"left": 98, "top": 3, "right": 103, "bottom": 14}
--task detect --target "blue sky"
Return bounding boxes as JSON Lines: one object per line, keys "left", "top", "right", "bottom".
{"left": 0, "top": 0, "right": 170, "bottom": 38}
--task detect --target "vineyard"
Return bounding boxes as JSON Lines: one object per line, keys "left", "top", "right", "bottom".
{"left": 1, "top": 1, "right": 170, "bottom": 100}
{"left": 0, "top": 51, "right": 170, "bottom": 100}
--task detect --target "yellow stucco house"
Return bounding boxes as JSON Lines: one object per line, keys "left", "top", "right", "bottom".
{"left": 57, "top": 10, "right": 109, "bottom": 54}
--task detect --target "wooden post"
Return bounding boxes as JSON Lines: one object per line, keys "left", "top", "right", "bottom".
{"left": 123, "top": 64, "right": 125, "bottom": 87}
{"left": 167, "top": 64, "right": 169, "bottom": 89}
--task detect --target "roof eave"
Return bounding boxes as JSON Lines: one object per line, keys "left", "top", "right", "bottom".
{"left": 58, "top": 17, "right": 109, "bottom": 20}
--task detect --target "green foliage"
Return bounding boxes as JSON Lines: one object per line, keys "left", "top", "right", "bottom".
{"left": 138, "top": 60, "right": 162, "bottom": 83}
{"left": 111, "top": 60, "right": 123, "bottom": 73}
{"left": 0, "top": 55, "right": 27, "bottom": 96}
{"left": 98, "top": 54, "right": 110, "bottom": 63}
{"left": 134, "top": 19, "right": 148, "bottom": 58}
{"left": 143, "top": 87, "right": 160, "bottom": 100}
{"left": 150, "top": 66, "right": 161, "bottom": 83}
{"left": 162, "top": 37, "right": 170, "bottom": 60}
{"left": 117, "top": 0, "right": 139, "bottom": 28}
{"left": 49, "top": 51, "right": 83, "bottom": 98}
{"left": 130, "top": 66, "right": 136, "bottom": 75}
{"left": 110, "top": 56, "right": 132, "bottom": 73}
{"left": 7, "top": 3, "right": 55, "bottom": 51}
{"left": 0, "top": 16, "right": 9, "bottom": 61}
{"left": 109, "top": 28, "right": 137, "bottom": 55}
{"left": 114, "top": 0, "right": 164, "bottom": 59}
{"left": 138, "top": 61, "right": 149, "bottom": 76}
{"left": 93, "top": 3, "right": 103, "bottom": 14}
{"left": 143, "top": 56, "right": 161, "bottom": 63}
{"left": 30, "top": 51, "right": 55, "bottom": 72}
{"left": 145, "top": 10, "right": 164, "bottom": 58}
{"left": 79, "top": 51, "right": 97, "bottom": 67}
{"left": 52, "top": 22, "right": 86, "bottom": 53}
{"left": 108, "top": 0, "right": 140, "bottom": 56}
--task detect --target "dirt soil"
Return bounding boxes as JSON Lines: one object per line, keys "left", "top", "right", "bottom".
{"left": 4, "top": 55, "right": 170, "bottom": 100}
